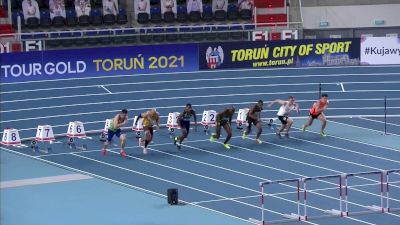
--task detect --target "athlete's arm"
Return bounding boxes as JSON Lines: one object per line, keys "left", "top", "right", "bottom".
{"left": 268, "top": 99, "right": 285, "bottom": 107}
{"left": 192, "top": 110, "right": 197, "bottom": 126}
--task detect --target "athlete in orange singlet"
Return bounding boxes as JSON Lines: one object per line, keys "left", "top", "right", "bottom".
{"left": 302, "top": 93, "right": 329, "bottom": 136}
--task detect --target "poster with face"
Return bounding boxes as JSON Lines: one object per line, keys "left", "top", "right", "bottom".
{"left": 238, "top": 0, "right": 253, "bottom": 11}
{"left": 49, "top": 0, "right": 66, "bottom": 19}
{"left": 22, "top": 0, "right": 40, "bottom": 20}
{"left": 74, "top": 0, "right": 91, "bottom": 17}
{"left": 212, "top": 0, "right": 227, "bottom": 12}
{"left": 103, "top": 0, "right": 119, "bottom": 15}
{"left": 134, "top": 0, "right": 150, "bottom": 19}
{"left": 186, "top": 0, "right": 203, "bottom": 13}
{"left": 161, "top": 0, "right": 177, "bottom": 15}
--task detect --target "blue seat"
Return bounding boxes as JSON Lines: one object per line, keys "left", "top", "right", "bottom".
{"left": 216, "top": 26, "right": 229, "bottom": 40}
{"left": 166, "top": 26, "right": 178, "bottom": 42}
{"left": 140, "top": 28, "right": 152, "bottom": 43}
{"left": 227, "top": 4, "right": 238, "bottom": 21}
{"left": 90, "top": 8, "right": 103, "bottom": 26}
{"left": 150, "top": 27, "right": 165, "bottom": 42}
{"left": 40, "top": 10, "right": 51, "bottom": 27}
{"left": 229, "top": 24, "right": 243, "bottom": 40}
{"left": 66, "top": 9, "right": 78, "bottom": 26}
{"left": 177, "top": 5, "right": 187, "bottom": 22}
{"left": 150, "top": 7, "right": 162, "bottom": 23}
{"left": 47, "top": 32, "right": 61, "bottom": 47}
{"left": 192, "top": 26, "right": 204, "bottom": 41}
{"left": 205, "top": 24, "right": 217, "bottom": 40}
{"left": 179, "top": 26, "right": 191, "bottom": 42}
{"left": 202, "top": 5, "right": 212, "bottom": 21}
{"left": 117, "top": 8, "right": 128, "bottom": 24}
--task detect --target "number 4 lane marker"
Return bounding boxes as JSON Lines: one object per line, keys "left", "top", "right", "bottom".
{"left": 98, "top": 85, "right": 112, "bottom": 94}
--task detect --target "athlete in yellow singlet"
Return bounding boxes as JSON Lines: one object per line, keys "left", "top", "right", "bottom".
{"left": 135, "top": 109, "right": 160, "bottom": 154}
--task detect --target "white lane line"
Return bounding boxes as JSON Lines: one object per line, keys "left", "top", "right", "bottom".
{"left": 0, "top": 147, "right": 255, "bottom": 225}
{"left": 2, "top": 88, "right": 400, "bottom": 114}
{"left": 289, "top": 136, "right": 400, "bottom": 164}
{"left": 99, "top": 85, "right": 112, "bottom": 94}
{"left": 70, "top": 153, "right": 319, "bottom": 224}
{"left": 2, "top": 65, "right": 399, "bottom": 86}
{"left": 2, "top": 78, "right": 400, "bottom": 99}
{"left": 359, "top": 117, "right": 400, "bottom": 127}
{"left": 2, "top": 80, "right": 400, "bottom": 103}
{"left": 328, "top": 120, "right": 400, "bottom": 137}
{"left": 0, "top": 174, "right": 92, "bottom": 189}
{"left": 292, "top": 127, "right": 400, "bottom": 153}
{"left": 73, "top": 152, "right": 375, "bottom": 225}
{"left": 340, "top": 83, "right": 345, "bottom": 92}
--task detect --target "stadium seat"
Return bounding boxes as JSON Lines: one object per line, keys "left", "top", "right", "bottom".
{"left": 229, "top": 24, "right": 243, "bottom": 40}
{"left": 84, "top": 30, "right": 98, "bottom": 45}
{"left": 243, "top": 24, "right": 255, "bottom": 39}
{"left": 140, "top": 28, "right": 152, "bottom": 43}
{"left": 124, "top": 28, "right": 137, "bottom": 43}
{"left": 188, "top": 11, "right": 201, "bottom": 22}
{"left": 59, "top": 30, "right": 74, "bottom": 47}
{"left": 192, "top": 26, "right": 204, "bottom": 41}
{"left": 179, "top": 26, "right": 191, "bottom": 42}
{"left": 214, "top": 10, "right": 226, "bottom": 21}
{"left": 117, "top": 8, "right": 128, "bottom": 25}
{"left": 78, "top": 15, "right": 90, "bottom": 26}
{"left": 164, "top": 11, "right": 175, "bottom": 23}
{"left": 90, "top": 8, "right": 103, "bottom": 26}
{"left": 40, "top": 10, "right": 51, "bottom": 28}
{"left": 114, "top": 29, "right": 125, "bottom": 43}
{"left": 26, "top": 17, "right": 39, "bottom": 28}
{"left": 202, "top": 5, "right": 212, "bottom": 22}
{"left": 227, "top": 4, "right": 238, "bottom": 21}
{"left": 150, "top": 7, "right": 162, "bottom": 23}
{"left": 98, "top": 30, "right": 113, "bottom": 45}
{"left": 52, "top": 16, "right": 65, "bottom": 27}
{"left": 165, "top": 26, "right": 178, "bottom": 42}
{"left": 216, "top": 26, "right": 229, "bottom": 40}
{"left": 103, "top": 14, "right": 116, "bottom": 25}
{"left": 151, "top": 27, "right": 165, "bottom": 42}
{"left": 66, "top": 9, "right": 78, "bottom": 26}
{"left": 47, "top": 32, "right": 61, "bottom": 47}
{"left": 12, "top": 11, "right": 24, "bottom": 28}
{"left": 137, "top": 12, "right": 149, "bottom": 24}
{"left": 205, "top": 24, "right": 217, "bottom": 40}
{"left": 239, "top": 9, "right": 252, "bottom": 20}
{"left": 177, "top": 5, "right": 187, "bottom": 22}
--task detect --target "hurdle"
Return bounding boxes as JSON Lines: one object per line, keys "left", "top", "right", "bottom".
{"left": 303, "top": 174, "right": 344, "bottom": 220}
{"left": 259, "top": 178, "right": 301, "bottom": 225}
{"left": 385, "top": 169, "right": 400, "bottom": 212}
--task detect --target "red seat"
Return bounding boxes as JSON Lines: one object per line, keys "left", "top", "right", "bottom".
{"left": 256, "top": 13, "right": 287, "bottom": 26}
{"left": 254, "top": 0, "right": 285, "bottom": 9}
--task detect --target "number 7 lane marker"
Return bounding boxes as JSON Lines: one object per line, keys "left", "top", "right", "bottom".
{"left": 98, "top": 85, "right": 112, "bottom": 94}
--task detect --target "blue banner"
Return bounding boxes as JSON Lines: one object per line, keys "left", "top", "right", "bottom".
{"left": 199, "top": 38, "right": 361, "bottom": 70}
{"left": 0, "top": 44, "right": 199, "bottom": 83}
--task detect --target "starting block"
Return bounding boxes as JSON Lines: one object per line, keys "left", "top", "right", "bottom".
{"left": 100, "top": 119, "right": 113, "bottom": 142}
{"left": 201, "top": 110, "right": 217, "bottom": 133}
{"left": 166, "top": 112, "right": 180, "bottom": 134}
{"left": 32, "top": 125, "right": 55, "bottom": 153}
{"left": 132, "top": 116, "right": 144, "bottom": 138}
{"left": 66, "top": 121, "right": 87, "bottom": 150}
{"left": 236, "top": 108, "right": 249, "bottom": 129}
{"left": 1, "top": 128, "right": 22, "bottom": 146}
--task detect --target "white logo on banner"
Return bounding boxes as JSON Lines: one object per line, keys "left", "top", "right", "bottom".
{"left": 361, "top": 37, "right": 400, "bottom": 65}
